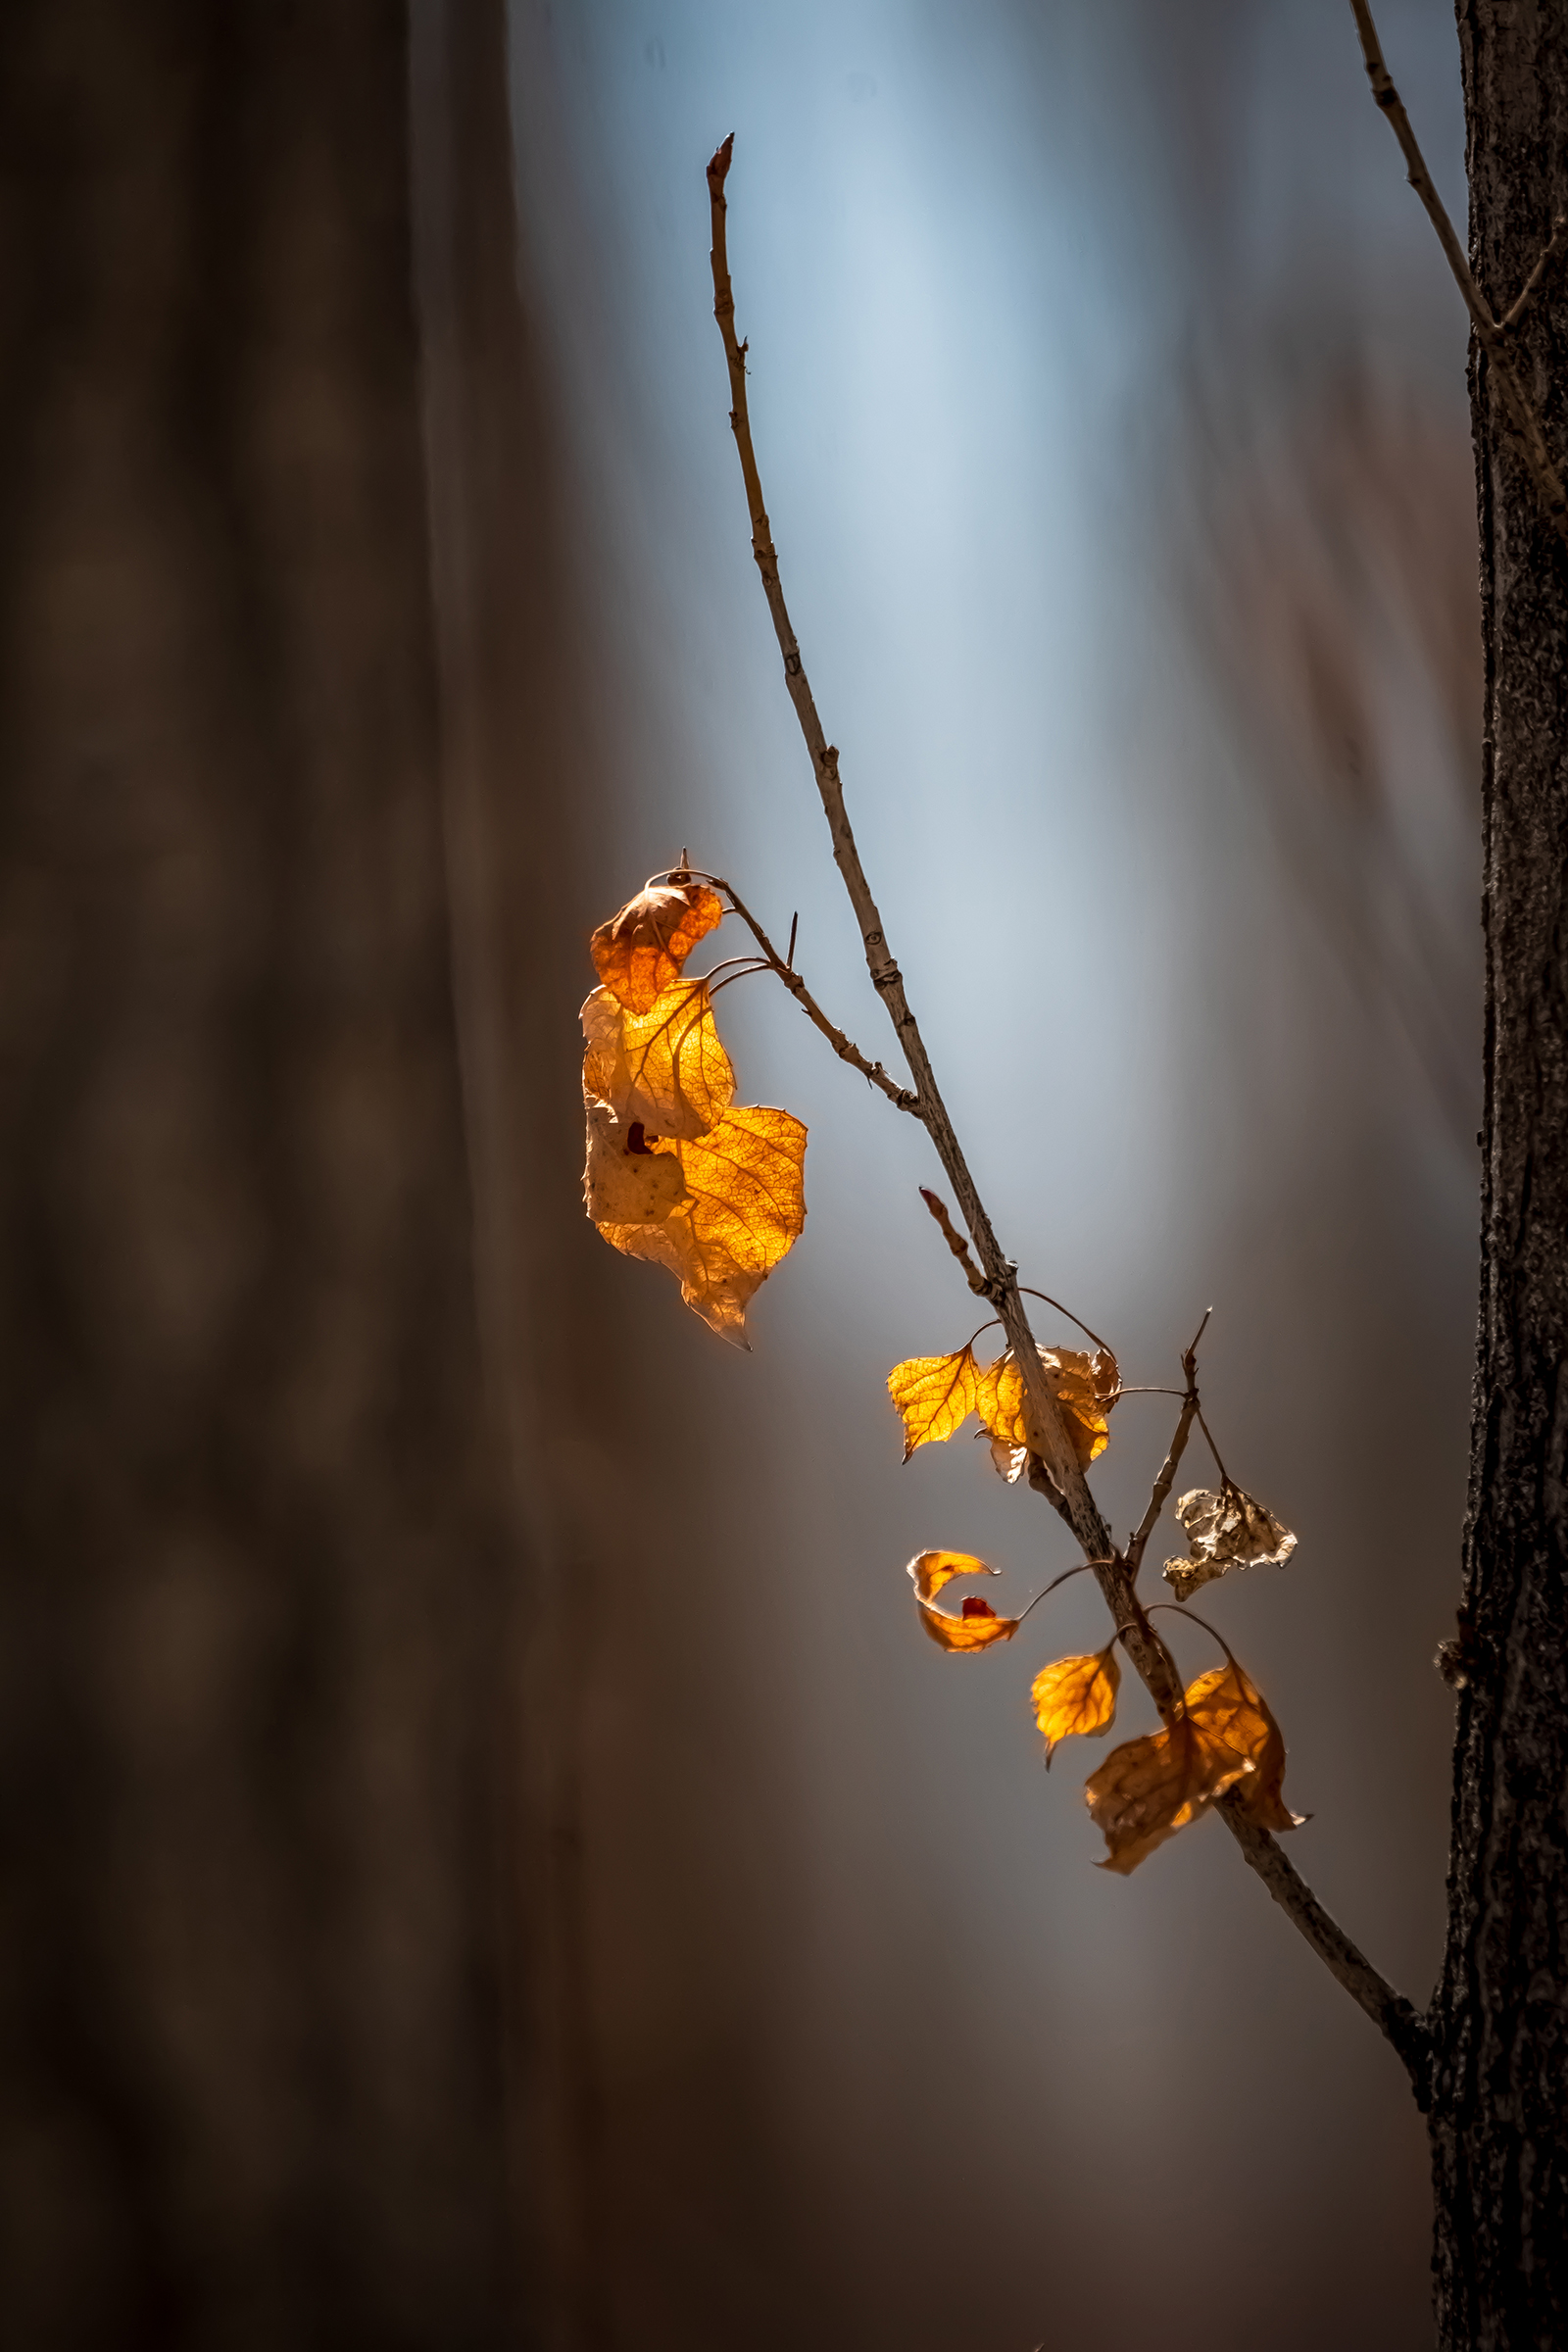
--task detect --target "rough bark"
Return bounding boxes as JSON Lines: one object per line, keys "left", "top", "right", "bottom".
{"left": 0, "top": 6, "right": 518, "bottom": 2344}
{"left": 1434, "top": 7, "right": 1568, "bottom": 2343}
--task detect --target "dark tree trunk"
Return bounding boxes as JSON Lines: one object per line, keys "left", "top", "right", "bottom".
{"left": 0, "top": 5, "right": 520, "bottom": 2345}
{"left": 1433, "top": 7, "right": 1568, "bottom": 2344}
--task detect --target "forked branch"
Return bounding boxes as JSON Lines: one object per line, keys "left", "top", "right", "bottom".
{"left": 1348, "top": 0, "right": 1568, "bottom": 545}
{"left": 706, "top": 132, "right": 1429, "bottom": 2092}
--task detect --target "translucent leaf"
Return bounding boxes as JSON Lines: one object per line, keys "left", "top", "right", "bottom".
{"left": 1031, "top": 1646, "right": 1121, "bottom": 1765}
{"left": 591, "top": 879, "right": 725, "bottom": 1014}
{"left": 592, "top": 1103, "right": 807, "bottom": 1345}
{"left": 975, "top": 1347, "right": 1119, "bottom": 1470}
{"left": 1182, "top": 1662, "right": 1305, "bottom": 1832}
{"left": 581, "top": 979, "right": 735, "bottom": 1142}
{"left": 907, "top": 1549, "right": 1019, "bottom": 1653}
{"left": 887, "top": 1347, "right": 981, "bottom": 1460}
{"left": 1084, "top": 1714, "right": 1252, "bottom": 1874}
{"left": 1162, "top": 1481, "right": 1298, "bottom": 1603}
{"left": 987, "top": 1434, "right": 1028, "bottom": 1484}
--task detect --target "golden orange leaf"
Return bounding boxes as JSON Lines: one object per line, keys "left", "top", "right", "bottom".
{"left": 907, "top": 1549, "right": 1019, "bottom": 1653}
{"left": 975, "top": 1346, "right": 1119, "bottom": 1469}
{"left": 1031, "top": 1645, "right": 1121, "bottom": 1766}
{"left": 887, "top": 1347, "right": 982, "bottom": 1459}
{"left": 591, "top": 1102, "right": 807, "bottom": 1344}
{"left": 591, "top": 879, "right": 725, "bottom": 1014}
{"left": 1084, "top": 1712, "right": 1251, "bottom": 1874}
{"left": 1162, "top": 1481, "right": 1298, "bottom": 1603}
{"left": 1183, "top": 1662, "right": 1305, "bottom": 1832}
{"left": 581, "top": 979, "right": 734, "bottom": 1142}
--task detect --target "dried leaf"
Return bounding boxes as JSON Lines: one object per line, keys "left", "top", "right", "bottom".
{"left": 1085, "top": 1713, "right": 1252, "bottom": 1874}
{"left": 887, "top": 1347, "right": 981, "bottom": 1459}
{"left": 583, "top": 1097, "right": 689, "bottom": 1225}
{"left": 1032, "top": 1645, "right": 1121, "bottom": 1765}
{"left": 591, "top": 879, "right": 725, "bottom": 1014}
{"left": 975, "top": 1346, "right": 1119, "bottom": 1470}
{"left": 987, "top": 1434, "right": 1028, "bottom": 1484}
{"left": 1183, "top": 1662, "right": 1305, "bottom": 1832}
{"left": 581, "top": 980, "right": 735, "bottom": 1142}
{"left": 591, "top": 1102, "right": 807, "bottom": 1344}
{"left": 907, "top": 1549, "right": 1020, "bottom": 1652}
{"left": 1162, "top": 1481, "right": 1298, "bottom": 1603}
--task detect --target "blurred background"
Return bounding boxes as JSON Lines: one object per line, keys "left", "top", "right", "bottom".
{"left": 0, "top": 1, "right": 1479, "bottom": 2346}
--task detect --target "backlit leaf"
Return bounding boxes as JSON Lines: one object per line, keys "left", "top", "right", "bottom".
{"left": 976, "top": 1346, "right": 1119, "bottom": 1469}
{"left": 887, "top": 1347, "right": 981, "bottom": 1459}
{"left": 1162, "top": 1481, "right": 1298, "bottom": 1603}
{"left": 907, "top": 1549, "right": 1020, "bottom": 1652}
{"left": 1032, "top": 1645, "right": 1121, "bottom": 1765}
{"left": 583, "top": 1097, "right": 689, "bottom": 1225}
{"left": 1085, "top": 1712, "right": 1252, "bottom": 1874}
{"left": 1183, "top": 1662, "right": 1305, "bottom": 1832}
{"left": 581, "top": 979, "right": 735, "bottom": 1142}
{"left": 590, "top": 1102, "right": 807, "bottom": 1345}
{"left": 591, "top": 879, "right": 725, "bottom": 1014}
{"left": 987, "top": 1434, "right": 1028, "bottom": 1484}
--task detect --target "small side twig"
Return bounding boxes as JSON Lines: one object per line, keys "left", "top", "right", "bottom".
{"left": 698, "top": 870, "right": 919, "bottom": 1112}
{"left": 1348, "top": 0, "right": 1568, "bottom": 544}
{"left": 919, "top": 1187, "right": 989, "bottom": 1296}
{"left": 1127, "top": 1310, "right": 1208, "bottom": 1576}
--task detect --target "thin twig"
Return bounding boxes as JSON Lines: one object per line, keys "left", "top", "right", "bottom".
{"left": 920, "top": 1187, "right": 989, "bottom": 1296}
{"left": 1348, "top": 0, "right": 1568, "bottom": 544}
{"left": 1127, "top": 1311, "right": 1208, "bottom": 1576}
{"left": 699, "top": 869, "right": 919, "bottom": 1111}
{"left": 1018, "top": 1287, "right": 1113, "bottom": 1357}
{"left": 1500, "top": 214, "right": 1568, "bottom": 333}
{"left": 707, "top": 133, "right": 1428, "bottom": 2091}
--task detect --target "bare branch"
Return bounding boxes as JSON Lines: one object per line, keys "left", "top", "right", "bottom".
{"left": 1348, "top": 0, "right": 1568, "bottom": 544}
{"left": 707, "top": 133, "right": 1110, "bottom": 1558}
{"left": 707, "top": 133, "right": 1429, "bottom": 2088}
{"left": 1129, "top": 1399, "right": 1198, "bottom": 1578}
{"left": 706, "top": 872, "right": 919, "bottom": 1112}
{"left": 1218, "top": 1798, "right": 1431, "bottom": 2095}
{"left": 919, "top": 1187, "right": 989, "bottom": 1297}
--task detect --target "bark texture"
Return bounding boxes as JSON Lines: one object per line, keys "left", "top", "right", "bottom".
{"left": 1435, "top": 6, "right": 1568, "bottom": 2343}
{"left": 0, "top": 5, "right": 518, "bottom": 2344}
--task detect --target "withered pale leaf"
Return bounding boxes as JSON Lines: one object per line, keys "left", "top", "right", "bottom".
{"left": 987, "top": 1434, "right": 1028, "bottom": 1484}
{"left": 583, "top": 1096, "right": 689, "bottom": 1225}
{"left": 1032, "top": 1645, "right": 1121, "bottom": 1765}
{"left": 1183, "top": 1662, "right": 1305, "bottom": 1832}
{"left": 907, "top": 1549, "right": 1020, "bottom": 1652}
{"left": 593, "top": 1103, "right": 806, "bottom": 1344}
{"left": 887, "top": 1347, "right": 981, "bottom": 1460}
{"left": 591, "top": 880, "right": 725, "bottom": 1014}
{"left": 1084, "top": 1713, "right": 1252, "bottom": 1874}
{"left": 976, "top": 1346, "right": 1119, "bottom": 1469}
{"left": 581, "top": 979, "right": 735, "bottom": 1142}
{"left": 1162, "top": 1481, "right": 1298, "bottom": 1603}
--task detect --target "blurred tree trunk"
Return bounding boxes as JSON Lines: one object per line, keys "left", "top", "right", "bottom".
{"left": 1434, "top": 7, "right": 1568, "bottom": 2344}
{"left": 0, "top": 5, "right": 520, "bottom": 2346}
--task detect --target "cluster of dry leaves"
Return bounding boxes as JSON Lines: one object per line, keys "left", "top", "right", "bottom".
{"left": 581, "top": 876, "right": 1303, "bottom": 1876}
{"left": 893, "top": 1338, "right": 1302, "bottom": 1873}
{"left": 581, "top": 876, "right": 807, "bottom": 1342}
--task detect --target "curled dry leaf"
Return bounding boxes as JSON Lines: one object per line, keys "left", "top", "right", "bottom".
{"left": 1032, "top": 1645, "right": 1121, "bottom": 1766}
{"left": 582, "top": 979, "right": 735, "bottom": 1142}
{"left": 907, "top": 1550, "right": 1020, "bottom": 1653}
{"left": 1162, "top": 1481, "right": 1298, "bottom": 1603}
{"left": 591, "top": 879, "right": 725, "bottom": 1014}
{"left": 590, "top": 1102, "right": 807, "bottom": 1345}
{"left": 976, "top": 1346, "right": 1119, "bottom": 1470}
{"left": 1085, "top": 1713, "right": 1252, "bottom": 1875}
{"left": 1183, "top": 1662, "right": 1305, "bottom": 1832}
{"left": 887, "top": 1347, "right": 981, "bottom": 1460}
